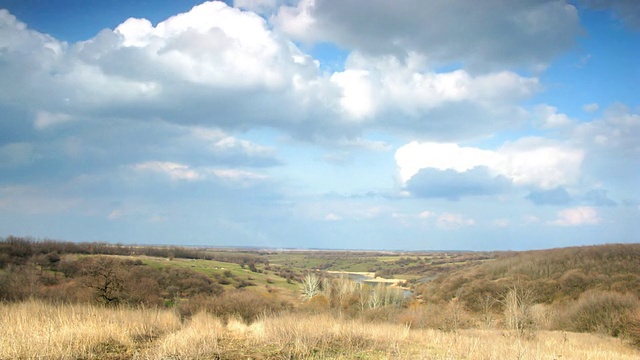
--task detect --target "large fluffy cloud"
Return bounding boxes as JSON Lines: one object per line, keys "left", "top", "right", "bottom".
{"left": 0, "top": 4, "right": 331, "bottom": 134}
{"left": 396, "top": 102, "right": 640, "bottom": 204}
{"left": 0, "top": 3, "right": 546, "bottom": 144}
{"left": 395, "top": 138, "right": 585, "bottom": 193}
{"left": 0, "top": 1, "right": 557, "bottom": 155}
{"left": 329, "top": 53, "right": 540, "bottom": 139}
{"left": 274, "top": 0, "right": 581, "bottom": 70}
{"left": 406, "top": 166, "right": 511, "bottom": 200}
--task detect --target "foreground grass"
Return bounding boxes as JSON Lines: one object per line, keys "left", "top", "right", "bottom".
{"left": 2, "top": 300, "right": 639, "bottom": 360}
{"left": 0, "top": 300, "right": 181, "bottom": 359}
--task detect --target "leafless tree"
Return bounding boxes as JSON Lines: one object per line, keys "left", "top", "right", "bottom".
{"left": 301, "top": 272, "right": 321, "bottom": 299}
{"left": 81, "top": 257, "right": 123, "bottom": 305}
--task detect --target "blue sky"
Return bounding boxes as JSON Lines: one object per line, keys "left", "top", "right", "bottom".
{"left": 0, "top": 0, "right": 638, "bottom": 250}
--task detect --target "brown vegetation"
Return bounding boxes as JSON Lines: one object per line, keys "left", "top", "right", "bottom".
{"left": 1, "top": 253, "right": 223, "bottom": 306}
{"left": 2, "top": 300, "right": 639, "bottom": 359}
{"left": 0, "top": 235, "right": 268, "bottom": 268}
{"left": 556, "top": 290, "right": 640, "bottom": 336}
{"left": 417, "top": 244, "right": 640, "bottom": 337}
{"left": 2, "top": 237, "right": 640, "bottom": 358}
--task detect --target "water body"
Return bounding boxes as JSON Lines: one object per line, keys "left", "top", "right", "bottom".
{"left": 343, "top": 272, "right": 373, "bottom": 283}
{"left": 327, "top": 271, "right": 413, "bottom": 297}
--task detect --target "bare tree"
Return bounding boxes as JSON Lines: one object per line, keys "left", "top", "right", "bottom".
{"left": 501, "top": 281, "right": 536, "bottom": 359}
{"left": 356, "top": 283, "right": 370, "bottom": 312}
{"left": 368, "top": 285, "right": 383, "bottom": 309}
{"left": 81, "top": 257, "right": 123, "bottom": 305}
{"left": 503, "top": 283, "right": 535, "bottom": 337}
{"left": 480, "top": 294, "right": 497, "bottom": 329}
{"left": 301, "top": 272, "right": 321, "bottom": 299}
{"left": 335, "top": 275, "right": 356, "bottom": 307}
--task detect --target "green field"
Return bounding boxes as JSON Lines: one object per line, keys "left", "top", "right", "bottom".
{"left": 137, "top": 255, "right": 300, "bottom": 292}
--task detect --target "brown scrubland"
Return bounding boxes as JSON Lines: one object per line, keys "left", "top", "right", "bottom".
{"left": 1, "top": 236, "right": 639, "bottom": 359}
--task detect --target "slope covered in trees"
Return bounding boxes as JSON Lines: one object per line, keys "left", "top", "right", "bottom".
{"left": 414, "top": 244, "right": 640, "bottom": 339}
{"left": 419, "top": 243, "right": 640, "bottom": 307}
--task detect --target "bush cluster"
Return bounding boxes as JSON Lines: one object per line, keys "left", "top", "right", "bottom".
{"left": 176, "top": 290, "right": 292, "bottom": 323}
{"left": 555, "top": 290, "right": 639, "bottom": 337}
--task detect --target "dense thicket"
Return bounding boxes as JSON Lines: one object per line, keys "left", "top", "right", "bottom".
{"left": 0, "top": 236, "right": 293, "bottom": 323}
{"left": 418, "top": 244, "right": 640, "bottom": 308}
{"left": 412, "top": 243, "right": 640, "bottom": 344}
{"left": 0, "top": 252, "right": 222, "bottom": 306}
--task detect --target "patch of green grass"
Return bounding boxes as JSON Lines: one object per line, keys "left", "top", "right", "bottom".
{"left": 137, "top": 256, "right": 299, "bottom": 291}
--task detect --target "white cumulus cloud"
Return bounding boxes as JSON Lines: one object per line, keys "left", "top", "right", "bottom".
{"left": 395, "top": 142, "right": 499, "bottom": 183}
{"left": 327, "top": 52, "right": 540, "bottom": 136}
{"left": 133, "top": 161, "right": 202, "bottom": 181}
{"left": 437, "top": 213, "right": 476, "bottom": 229}
{"left": 536, "top": 104, "right": 574, "bottom": 129}
{"left": 395, "top": 138, "right": 584, "bottom": 190}
{"left": 548, "top": 206, "right": 600, "bottom": 226}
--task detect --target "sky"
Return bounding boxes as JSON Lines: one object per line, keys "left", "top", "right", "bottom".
{"left": 0, "top": 0, "right": 638, "bottom": 251}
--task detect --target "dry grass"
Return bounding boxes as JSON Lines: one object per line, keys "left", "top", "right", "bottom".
{"left": 249, "top": 315, "right": 640, "bottom": 359}
{"left": 2, "top": 300, "right": 639, "bottom": 359}
{"left": 0, "top": 300, "right": 181, "bottom": 359}
{"left": 144, "top": 312, "right": 225, "bottom": 359}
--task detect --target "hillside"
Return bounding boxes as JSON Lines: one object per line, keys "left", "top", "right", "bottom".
{"left": 418, "top": 243, "right": 640, "bottom": 306}
{"left": 1, "top": 237, "right": 640, "bottom": 358}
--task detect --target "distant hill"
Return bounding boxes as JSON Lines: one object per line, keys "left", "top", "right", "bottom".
{"left": 417, "top": 243, "right": 640, "bottom": 311}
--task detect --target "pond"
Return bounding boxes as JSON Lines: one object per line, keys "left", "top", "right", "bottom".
{"left": 327, "top": 271, "right": 414, "bottom": 298}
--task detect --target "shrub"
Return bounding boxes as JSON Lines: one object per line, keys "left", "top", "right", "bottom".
{"left": 208, "top": 290, "right": 292, "bottom": 323}
{"left": 559, "top": 269, "right": 591, "bottom": 299}
{"left": 555, "top": 290, "right": 639, "bottom": 336}
{"left": 529, "top": 303, "right": 555, "bottom": 330}
{"left": 235, "top": 279, "right": 256, "bottom": 288}
{"left": 361, "top": 306, "right": 402, "bottom": 323}
{"left": 628, "top": 308, "right": 640, "bottom": 348}
{"left": 0, "top": 236, "right": 34, "bottom": 265}
{"left": 441, "top": 298, "right": 467, "bottom": 332}
{"left": 299, "top": 294, "right": 331, "bottom": 314}
{"left": 38, "top": 281, "right": 92, "bottom": 303}
{"left": 174, "top": 294, "right": 215, "bottom": 320}
{"left": 457, "top": 278, "right": 507, "bottom": 313}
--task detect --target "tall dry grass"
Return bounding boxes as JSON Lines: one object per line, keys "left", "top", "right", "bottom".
{"left": 2, "top": 300, "right": 640, "bottom": 359}
{"left": 0, "top": 300, "right": 180, "bottom": 359}
{"left": 145, "top": 312, "right": 225, "bottom": 359}
{"left": 251, "top": 313, "right": 640, "bottom": 359}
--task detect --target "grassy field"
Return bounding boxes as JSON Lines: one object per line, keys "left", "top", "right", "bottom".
{"left": 135, "top": 255, "right": 300, "bottom": 292}
{"left": 2, "top": 239, "right": 640, "bottom": 359}
{"left": 263, "top": 250, "right": 491, "bottom": 278}
{"left": 2, "top": 300, "right": 639, "bottom": 360}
